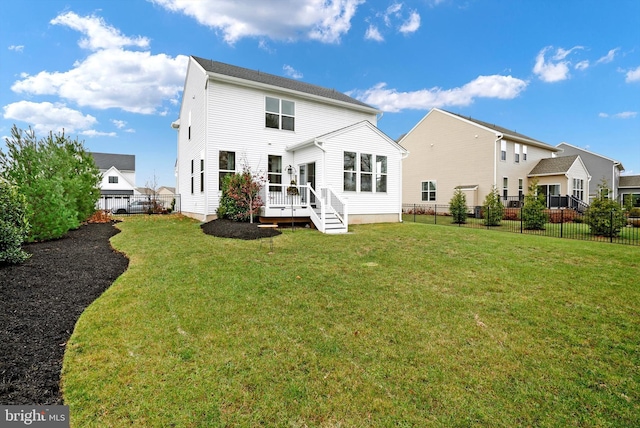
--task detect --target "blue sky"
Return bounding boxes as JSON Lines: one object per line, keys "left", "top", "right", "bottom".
{"left": 1, "top": 0, "right": 639, "bottom": 188}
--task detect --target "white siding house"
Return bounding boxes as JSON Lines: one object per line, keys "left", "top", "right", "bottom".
{"left": 91, "top": 152, "right": 136, "bottom": 211}
{"left": 173, "top": 56, "right": 407, "bottom": 233}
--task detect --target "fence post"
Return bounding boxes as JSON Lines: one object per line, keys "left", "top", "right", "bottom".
{"left": 413, "top": 204, "right": 416, "bottom": 223}
{"left": 520, "top": 206, "right": 523, "bottom": 233}
{"left": 560, "top": 209, "right": 564, "bottom": 238}
{"left": 610, "top": 210, "right": 614, "bottom": 243}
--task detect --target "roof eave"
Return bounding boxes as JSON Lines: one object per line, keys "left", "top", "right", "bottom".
{"left": 206, "top": 71, "right": 380, "bottom": 115}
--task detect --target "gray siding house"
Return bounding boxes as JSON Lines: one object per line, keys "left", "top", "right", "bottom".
{"left": 556, "top": 142, "right": 624, "bottom": 202}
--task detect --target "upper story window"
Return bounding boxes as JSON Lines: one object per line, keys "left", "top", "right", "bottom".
{"left": 265, "top": 96, "right": 295, "bottom": 131}
{"left": 500, "top": 140, "right": 507, "bottom": 161}
{"left": 523, "top": 145, "right": 528, "bottom": 161}
{"left": 108, "top": 176, "right": 118, "bottom": 184}
{"left": 219, "top": 151, "right": 236, "bottom": 190}
{"left": 515, "top": 143, "right": 520, "bottom": 163}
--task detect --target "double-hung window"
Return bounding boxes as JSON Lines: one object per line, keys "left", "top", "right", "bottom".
{"left": 108, "top": 176, "right": 118, "bottom": 184}
{"left": 265, "top": 97, "right": 295, "bottom": 131}
{"left": 515, "top": 143, "right": 520, "bottom": 163}
{"left": 573, "top": 178, "right": 584, "bottom": 201}
{"left": 518, "top": 179, "right": 524, "bottom": 201}
{"left": 219, "top": 151, "right": 236, "bottom": 190}
{"left": 523, "top": 145, "right": 528, "bottom": 161}
{"left": 422, "top": 181, "right": 436, "bottom": 201}
{"left": 500, "top": 140, "right": 507, "bottom": 161}
{"left": 268, "top": 155, "right": 282, "bottom": 192}
{"left": 360, "top": 153, "right": 373, "bottom": 192}
{"left": 376, "top": 155, "right": 387, "bottom": 192}
{"left": 190, "top": 160, "right": 194, "bottom": 194}
{"left": 200, "top": 159, "right": 205, "bottom": 193}
{"left": 343, "top": 151, "right": 357, "bottom": 191}
{"left": 503, "top": 177, "right": 509, "bottom": 200}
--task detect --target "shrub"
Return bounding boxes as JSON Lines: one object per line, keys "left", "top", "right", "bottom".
{"left": 629, "top": 207, "right": 640, "bottom": 218}
{"left": 217, "top": 168, "right": 264, "bottom": 222}
{"left": 449, "top": 189, "right": 468, "bottom": 224}
{"left": 584, "top": 180, "right": 627, "bottom": 237}
{"left": 0, "top": 126, "right": 101, "bottom": 241}
{"left": 482, "top": 186, "right": 503, "bottom": 226}
{"left": 0, "top": 179, "right": 30, "bottom": 264}
{"left": 521, "top": 178, "right": 548, "bottom": 230}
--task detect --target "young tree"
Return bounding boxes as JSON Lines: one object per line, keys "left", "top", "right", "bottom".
{"left": 0, "top": 179, "right": 30, "bottom": 264}
{"left": 449, "top": 188, "right": 468, "bottom": 224}
{"left": 521, "top": 177, "right": 548, "bottom": 230}
{"left": 0, "top": 125, "right": 101, "bottom": 241}
{"left": 585, "top": 180, "right": 627, "bottom": 237}
{"left": 217, "top": 167, "right": 264, "bottom": 222}
{"left": 482, "top": 186, "right": 504, "bottom": 226}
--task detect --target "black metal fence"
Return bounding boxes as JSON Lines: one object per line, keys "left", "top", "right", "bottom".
{"left": 98, "top": 194, "right": 180, "bottom": 215}
{"left": 403, "top": 203, "right": 640, "bottom": 246}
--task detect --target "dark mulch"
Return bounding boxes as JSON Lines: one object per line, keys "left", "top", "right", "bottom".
{"left": 0, "top": 223, "right": 129, "bottom": 405}
{"left": 201, "top": 218, "right": 282, "bottom": 240}
{"left": 0, "top": 217, "right": 276, "bottom": 406}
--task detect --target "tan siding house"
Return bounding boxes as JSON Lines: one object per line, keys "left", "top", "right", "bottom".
{"left": 401, "top": 108, "right": 590, "bottom": 208}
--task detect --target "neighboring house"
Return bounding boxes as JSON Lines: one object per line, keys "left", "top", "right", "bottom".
{"left": 556, "top": 142, "right": 624, "bottom": 203}
{"left": 400, "top": 108, "right": 590, "bottom": 208}
{"left": 528, "top": 155, "right": 591, "bottom": 209}
{"left": 173, "top": 56, "right": 407, "bottom": 233}
{"left": 619, "top": 175, "right": 640, "bottom": 207}
{"left": 91, "top": 152, "right": 136, "bottom": 210}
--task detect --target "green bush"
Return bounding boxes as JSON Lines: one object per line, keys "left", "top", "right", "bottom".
{"left": 482, "top": 186, "right": 504, "bottom": 226}
{"left": 217, "top": 169, "right": 264, "bottom": 222}
{"left": 522, "top": 178, "right": 548, "bottom": 230}
{"left": 449, "top": 188, "right": 467, "bottom": 224}
{"left": 0, "top": 126, "right": 101, "bottom": 241}
{"left": 0, "top": 179, "right": 30, "bottom": 264}
{"left": 585, "top": 181, "right": 627, "bottom": 237}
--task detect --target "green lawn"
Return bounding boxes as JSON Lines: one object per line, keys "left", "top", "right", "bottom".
{"left": 62, "top": 215, "right": 640, "bottom": 427}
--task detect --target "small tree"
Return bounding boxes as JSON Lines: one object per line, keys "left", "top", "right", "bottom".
{"left": 522, "top": 177, "right": 548, "bottom": 230}
{"left": 0, "top": 179, "right": 30, "bottom": 264}
{"left": 585, "top": 180, "right": 626, "bottom": 237}
{"left": 482, "top": 186, "right": 504, "bottom": 226}
{"left": 449, "top": 188, "right": 468, "bottom": 224}
{"left": 217, "top": 168, "right": 264, "bottom": 222}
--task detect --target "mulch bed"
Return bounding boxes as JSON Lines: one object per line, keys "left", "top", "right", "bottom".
{"left": 0, "top": 217, "right": 280, "bottom": 405}
{"left": 201, "top": 218, "right": 282, "bottom": 240}
{"left": 0, "top": 222, "right": 129, "bottom": 405}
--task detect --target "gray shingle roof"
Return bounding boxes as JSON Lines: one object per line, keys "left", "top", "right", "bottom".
{"left": 443, "top": 110, "right": 553, "bottom": 148}
{"left": 619, "top": 175, "right": 640, "bottom": 188}
{"left": 91, "top": 152, "right": 135, "bottom": 171}
{"left": 192, "top": 56, "right": 376, "bottom": 111}
{"left": 528, "top": 155, "right": 580, "bottom": 176}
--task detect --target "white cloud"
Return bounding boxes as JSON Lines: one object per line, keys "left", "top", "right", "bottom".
{"left": 599, "top": 111, "right": 637, "bottom": 119}
{"left": 614, "top": 111, "right": 637, "bottom": 119}
{"left": 150, "top": 0, "right": 364, "bottom": 44}
{"left": 625, "top": 65, "right": 640, "bottom": 83}
{"left": 8, "top": 45, "right": 24, "bottom": 52}
{"left": 365, "top": 25, "right": 384, "bottom": 42}
{"left": 51, "top": 12, "right": 149, "bottom": 50}
{"left": 533, "top": 46, "right": 583, "bottom": 82}
{"left": 10, "top": 12, "right": 189, "bottom": 115}
{"left": 3, "top": 101, "right": 97, "bottom": 134}
{"left": 80, "top": 129, "right": 117, "bottom": 137}
{"left": 112, "top": 119, "right": 127, "bottom": 129}
{"left": 350, "top": 75, "right": 528, "bottom": 112}
{"left": 575, "top": 60, "right": 589, "bottom": 71}
{"left": 283, "top": 65, "right": 303, "bottom": 79}
{"left": 398, "top": 11, "right": 420, "bottom": 34}
{"left": 596, "top": 48, "right": 619, "bottom": 64}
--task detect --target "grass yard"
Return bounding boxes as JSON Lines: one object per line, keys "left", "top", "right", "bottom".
{"left": 62, "top": 215, "right": 640, "bottom": 427}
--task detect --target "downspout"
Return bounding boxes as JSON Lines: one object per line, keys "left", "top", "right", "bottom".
{"left": 203, "top": 78, "right": 209, "bottom": 222}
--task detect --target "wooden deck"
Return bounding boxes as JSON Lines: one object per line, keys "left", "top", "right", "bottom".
{"left": 259, "top": 216, "right": 315, "bottom": 229}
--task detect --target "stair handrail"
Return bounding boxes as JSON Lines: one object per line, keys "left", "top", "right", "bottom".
{"left": 307, "top": 184, "right": 325, "bottom": 233}
{"left": 323, "top": 186, "right": 348, "bottom": 226}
